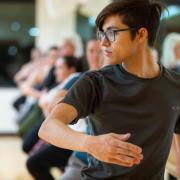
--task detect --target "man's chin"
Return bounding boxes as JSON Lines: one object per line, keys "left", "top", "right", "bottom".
{"left": 103, "top": 57, "right": 113, "bottom": 65}
{"left": 104, "top": 57, "right": 122, "bottom": 65}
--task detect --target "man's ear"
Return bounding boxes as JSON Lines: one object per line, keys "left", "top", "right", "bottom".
{"left": 136, "top": 27, "right": 148, "bottom": 44}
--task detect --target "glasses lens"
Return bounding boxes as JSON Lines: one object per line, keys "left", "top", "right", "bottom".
{"left": 106, "top": 30, "right": 114, "bottom": 42}
{"left": 97, "top": 31, "right": 103, "bottom": 41}
{"left": 97, "top": 30, "right": 115, "bottom": 42}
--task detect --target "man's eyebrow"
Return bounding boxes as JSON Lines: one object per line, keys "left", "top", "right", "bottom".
{"left": 102, "top": 26, "right": 121, "bottom": 31}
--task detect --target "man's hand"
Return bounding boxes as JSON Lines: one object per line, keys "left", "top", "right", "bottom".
{"left": 172, "top": 134, "right": 180, "bottom": 178}
{"left": 84, "top": 133, "right": 143, "bottom": 167}
{"left": 39, "top": 103, "right": 143, "bottom": 168}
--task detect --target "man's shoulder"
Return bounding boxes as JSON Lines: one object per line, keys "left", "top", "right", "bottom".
{"left": 163, "top": 66, "right": 180, "bottom": 85}
{"left": 84, "top": 65, "right": 114, "bottom": 79}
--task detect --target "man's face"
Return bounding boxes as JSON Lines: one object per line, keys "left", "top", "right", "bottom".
{"left": 55, "top": 58, "right": 73, "bottom": 83}
{"left": 175, "top": 44, "right": 180, "bottom": 60}
{"left": 47, "top": 49, "right": 58, "bottom": 65}
{"left": 86, "top": 40, "right": 102, "bottom": 69}
{"left": 100, "top": 14, "right": 138, "bottom": 65}
{"left": 59, "top": 43, "right": 75, "bottom": 57}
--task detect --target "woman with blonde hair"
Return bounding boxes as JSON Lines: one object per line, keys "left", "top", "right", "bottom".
{"left": 161, "top": 32, "right": 180, "bottom": 71}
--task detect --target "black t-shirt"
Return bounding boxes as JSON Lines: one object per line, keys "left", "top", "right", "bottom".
{"left": 60, "top": 64, "right": 180, "bottom": 180}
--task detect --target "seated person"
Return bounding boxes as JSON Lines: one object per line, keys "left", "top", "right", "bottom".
{"left": 26, "top": 56, "right": 84, "bottom": 180}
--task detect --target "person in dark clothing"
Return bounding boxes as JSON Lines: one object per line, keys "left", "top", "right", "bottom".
{"left": 13, "top": 47, "right": 57, "bottom": 119}
{"left": 39, "top": 1, "right": 180, "bottom": 180}
{"left": 26, "top": 144, "right": 72, "bottom": 180}
{"left": 26, "top": 56, "right": 83, "bottom": 180}
{"left": 22, "top": 120, "right": 43, "bottom": 154}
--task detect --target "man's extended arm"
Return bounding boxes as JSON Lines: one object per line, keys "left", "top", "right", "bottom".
{"left": 173, "top": 134, "right": 180, "bottom": 177}
{"left": 39, "top": 103, "right": 143, "bottom": 167}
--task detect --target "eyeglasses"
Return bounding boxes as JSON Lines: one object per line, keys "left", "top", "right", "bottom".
{"left": 97, "top": 27, "right": 137, "bottom": 42}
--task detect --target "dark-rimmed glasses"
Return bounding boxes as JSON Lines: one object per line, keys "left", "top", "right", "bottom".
{"left": 97, "top": 28, "right": 137, "bottom": 42}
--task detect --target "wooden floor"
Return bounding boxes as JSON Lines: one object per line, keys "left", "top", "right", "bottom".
{"left": 0, "top": 137, "right": 32, "bottom": 180}
{"left": 0, "top": 136, "right": 177, "bottom": 180}
{"left": 0, "top": 136, "right": 33, "bottom": 180}
{"left": 0, "top": 136, "right": 63, "bottom": 180}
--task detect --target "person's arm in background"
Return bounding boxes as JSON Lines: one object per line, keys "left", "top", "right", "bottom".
{"left": 45, "top": 74, "right": 81, "bottom": 114}
{"left": 172, "top": 134, "right": 180, "bottom": 177}
{"left": 46, "top": 90, "right": 67, "bottom": 114}
{"left": 14, "top": 63, "right": 32, "bottom": 85}
{"left": 40, "top": 74, "right": 81, "bottom": 116}
{"left": 19, "top": 83, "right": 46, "bottom": 99}
{"left": 172, "top": 115, "right": 180, "bottom": 178}
{"left": 38, "top": 89, "right": 67, "bottom": 116}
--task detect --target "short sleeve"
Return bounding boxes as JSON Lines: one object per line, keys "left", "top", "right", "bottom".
{"left": 63, "top": 76, "right": 80, "bottom": 90}
{"left": 59, "top": 72, "right": 102, "bottom": 124}
{"left": 174, "top": 115, "right": 180, "bottom": 134}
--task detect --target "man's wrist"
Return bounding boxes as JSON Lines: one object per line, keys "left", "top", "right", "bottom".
{"left": 80, "top": 134, "right": 95, "bottom": 154}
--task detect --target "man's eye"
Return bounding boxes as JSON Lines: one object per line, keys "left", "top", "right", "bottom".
{"left": 107, "top": 31, "right": 114, "bottom": 35}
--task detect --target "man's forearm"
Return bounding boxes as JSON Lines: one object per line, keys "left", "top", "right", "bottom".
{"left": 38, "top": 117, "right": 91, "bottom": 152}
{"left": 38, "top": 116, "right": 143, "bottom": 167}
{"left": 172, "top": 134, "right": 180, "bottom": 178}
{"left": 38, "top": 103, "right": 143, "bottom": 166}
{"left": 174, "top": 134, "right": 180, "bottom": 153}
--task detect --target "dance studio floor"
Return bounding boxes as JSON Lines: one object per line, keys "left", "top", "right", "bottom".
{"left": 0, "top": 135, "right": 176, "bottom": 180}
{"left": 0, "top": 136, "right": 33, "bottom": 180}
{"left": 0, "top": 136, "right": 62, "bottom": 180}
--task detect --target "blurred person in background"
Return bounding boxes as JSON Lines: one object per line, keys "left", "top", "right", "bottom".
{"left": 39, "top": 56, "right": 83, "bottom": 116}
{"left": 85, "top": 37, "right": 103, "bottom": 70}
{"left": 16, "top": 46, "right": 58, "bottom": 137}
{"left": 58, "top": 38, "right": 76, "bottom": 57}
{"left": 59, "top": 37, "right": 102, "bottom": 180}
{"left": 19, "top": 46, "right": 58, "bottom": 100}
{"left": 26, "top": 56, "right": 83, "bottom": 180}
{"left": 161, "top": 33, "right": 180, "bottom": 72}
{"left": 24, "top": 38, "right": 102, "bottom": 180}
{"left": 22, "top": 55, "right": 83, "bottom": 154}
{"left": 20, "top": 38, "right": 81, "bottom": 147}
{"left": 13, "top": 48, "right": 41, "bottom": 111}
{"left": 14, "top": 48, "right": 41, "bottom": 85}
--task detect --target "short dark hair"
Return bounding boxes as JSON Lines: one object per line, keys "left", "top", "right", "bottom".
{"left": 87, "top": 36, "right": 98, "bottom": 42}
{"left": 49, "top": 46, "right": 58, "bottom": 51}
{"left": 96, "top": 0, "right": 166, "bottom": 47}
{"left": 63, "top": 56, "right": 83, "bottom": 72}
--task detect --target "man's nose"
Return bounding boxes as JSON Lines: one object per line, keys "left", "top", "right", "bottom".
{"left": 100, "top": 36, "right": 110, "bottom": 47}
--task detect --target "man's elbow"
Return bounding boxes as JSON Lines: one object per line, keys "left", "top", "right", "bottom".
{"left": 38, "top": 121, "right": 49, "bottom": 141}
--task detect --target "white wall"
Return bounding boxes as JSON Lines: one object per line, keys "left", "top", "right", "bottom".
{"left": 35, "top": 0, "right": 110, "bottom": 52}
{"left": 0, "top": 88, "right": 20, "bottom": 133}
{"left": 36, "top": 0, "right": 77, "bottom": 51}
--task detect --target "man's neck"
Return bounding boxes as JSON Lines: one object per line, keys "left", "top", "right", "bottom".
{"left": 122, "top": 47, "right": 160, "bottom": 79}
{"left": 90, "top": 65, "right": 100, "bottom": 71}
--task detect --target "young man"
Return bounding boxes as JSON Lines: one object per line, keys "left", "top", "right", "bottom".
{"left": 39, "top": 1, "right": 180, "bottom": 179}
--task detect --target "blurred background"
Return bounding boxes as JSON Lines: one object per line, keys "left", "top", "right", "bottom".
{"left": 0, "top": 0, "right": 179, "bottom": 179}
